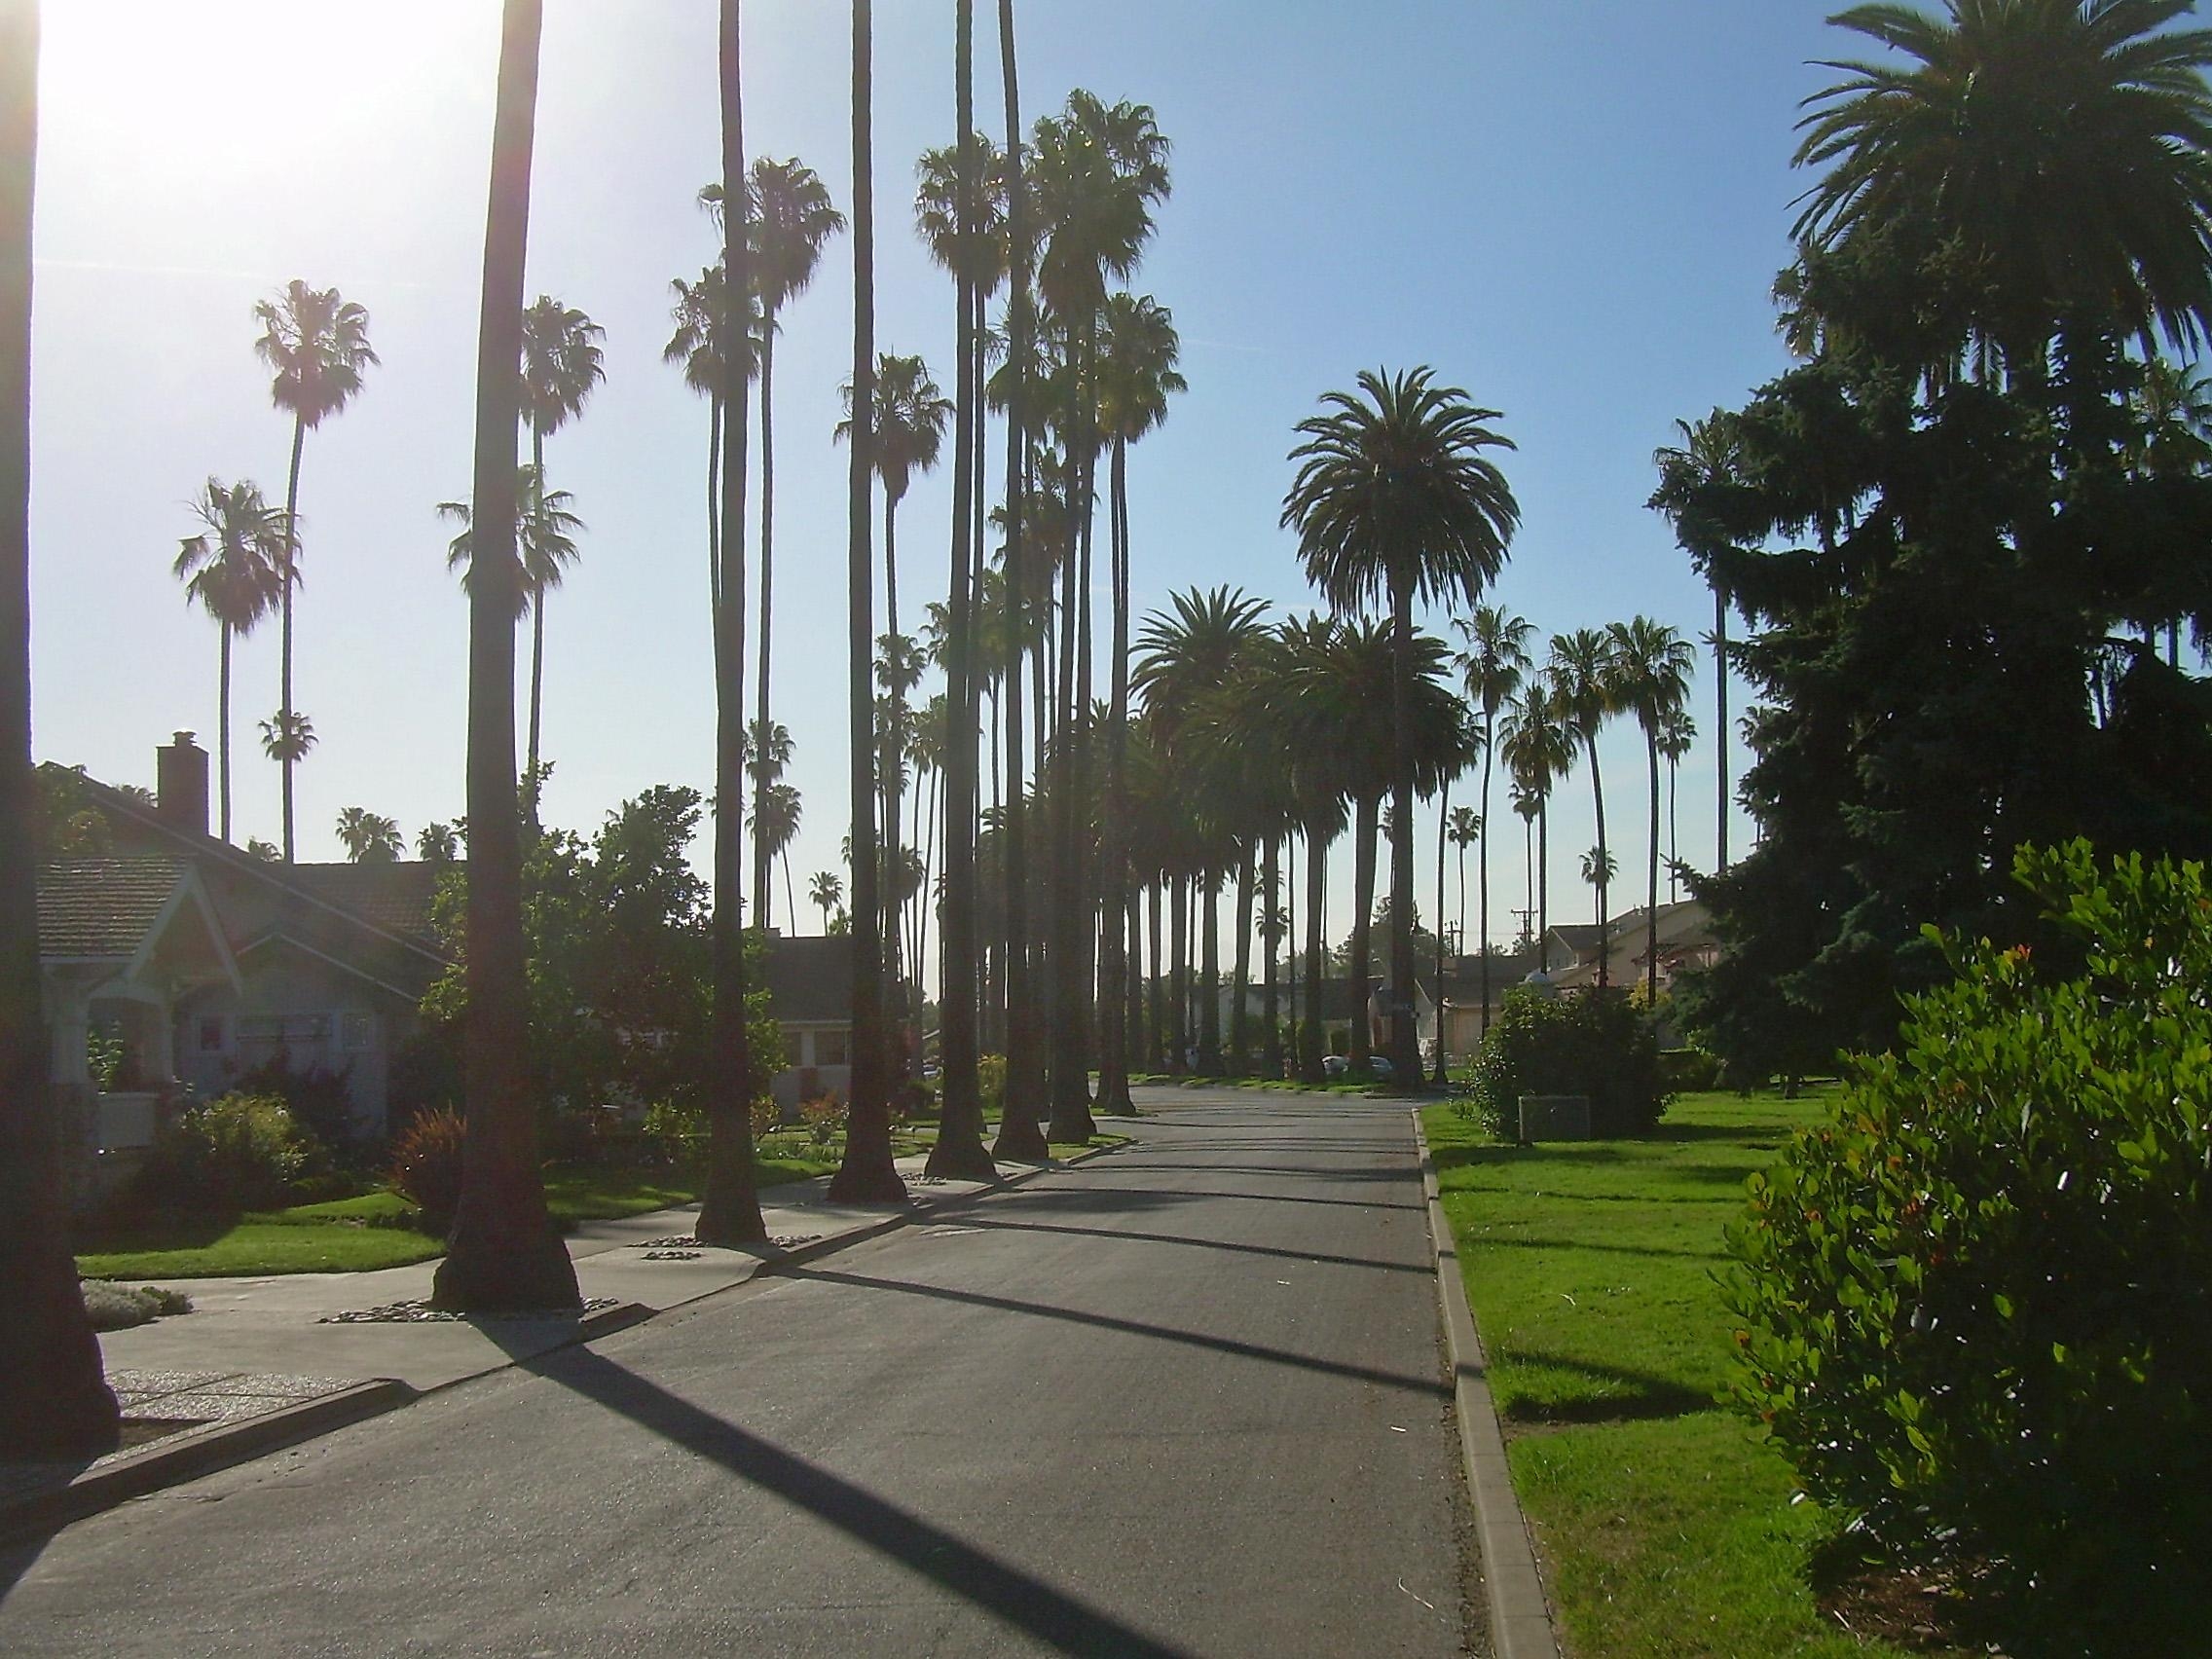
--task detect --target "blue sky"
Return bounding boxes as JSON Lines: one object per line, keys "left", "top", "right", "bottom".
{"left": 29, "top": 0, "right": 1844, "bottom": 955}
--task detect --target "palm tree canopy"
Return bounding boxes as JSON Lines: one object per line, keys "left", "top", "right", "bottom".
{"left": 1456, "top": 604, "right": 1535, "bottom": 721}
{"left": 808, "top": 868, "right": 843, "bottom": 909}
{"left": 1499, "top": 682, "right": 1575, "bottom": 802}
{"left": 252, "top": 279, "right": 378, "bottom": 428}
{"left": 1282, "top": 367, "right": 1521, "bottom": 615}
{"left": 1132, "top": 585, "right": 1272, "bottom": 734}
{"left": 1547, "top": 626, "right": 1627, "bottom": 743}
{"left": 915, "top": 132, "right": 1010, "bottom": 294}
{"left": 1792, "top": 0, "right": 2212, "bottom": 350}
{"left": 837, "top": 351, "right": 952, "bottom": 505}
{"left": 743, "top": 718, "right": 794, "bottom": 786}
{"left": 749, "top": 781, "right": 803, "bottom": 857}
{"left": 1448, "top": 804, "right": 1483, "bottom": 848}
{"left": 1275, "top": 615, "right": 1472, "bottom": 804}
{"left": 439, "top": 464, "right": 584, "bottom": 614}
{"left": 519, "top": 296, "right": 606, "bottom": 439}
{"left": 744, "top": 156, "right": 845, "bottom": 316}
{"left": 258, "top": 710, "right": 316, "bottom": 764}
{"left": 1095, "top": 292, "right": 1186, "bottom": 447}
{"left": 1657, "top": 704, "right": 1699, "bottom": 761}
{"left": 1027, "top": 91, "right": 1171, "bottom": 322}
{"left": 1606, "top": 616, "right": 1698, "bottom": 735}
{"left": 335, "top": 806, "right": 402, "bottom": 864}
{"left": 661, "top": 263, "right": 763, "bottom": 400}
{"left": 174, "top": 477, "right": 290, "bottom": 635}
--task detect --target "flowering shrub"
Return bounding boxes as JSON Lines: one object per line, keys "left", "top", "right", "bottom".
{"left": 800, "top": 1095, "right": 848, "bottom": 1148}
{"left": 387, "top": 1107, "right": 465, "bottom": 1237}
{"left": 137, "top": 1092, "right": 313, "bottom": 1212}
{"left": 1727, "top": 842, "right": 2212, "bottom": 1652}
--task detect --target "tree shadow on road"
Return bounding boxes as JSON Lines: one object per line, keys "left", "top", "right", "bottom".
{"left": 942, "top": 1214, "right": 1431, "bottom": 1276}
{"left": 507, "top": 1341, "right": 1194, "bottom": 1659}
{"left": 956, "top": 1183, "right": 1426, "bottom": 1216}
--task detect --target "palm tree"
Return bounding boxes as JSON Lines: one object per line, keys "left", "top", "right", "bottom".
{"left": 830, "top": 0, "right": 905, "bottom": 1203}
{"left": 809, "top": 867, "right": 843, "bottom": 934}
{"left": 1580, "top": 844, "right": 1617, "bottom": 895}
{"left": 1283, "top": 368, "right": 1519, "bottom": 1081}
{"left": 1454, "top": 604, "right": 1531, "bottom": 1034}
{"left": 1657, "top": 705, "right": 1695, "bottom": 903}
{"left": 1448, "top": 803, "right": 1480, "bottom": 967}
{"left": 258, "top": 709, "right": 316, "bottom": 776}
{"left": 1652, "top": 413, "right": 1743, "bottom": 874}
{"left": 696, "top": 0, "right": 771, "bottom": 1245}
{"left": 252, "top": 278, "right": 378, "bottom": 863}
{"left": 741, "top": 157, "right": 842, "bottom": 925}
{"left": 438, "top": 464, "right": 582, "bottom": 618}
{"left": 748, "top": 781, "right": 802, "bottom": 933}
{"left": 1499, "top": 682, "right": 1573, "bottom": 949}
{"left": 1547, "top": 627, "right": 1624, "bottom": 977}
{"left": 661, "top": 261, "right": 760, "bottom": 613}
{"left": 335, "top": 806, "right": 402, "bottom": 863}
{"left": 1608, "top": 615, "right": 1697, "bottom": 1005}
{"left": 1794, "top": 0, "right": 2212, "bottom": 361}
{"left": 1093, "top": 292, "right": 1184, "bottom": 1106}
{"left": 431, "top": 0, "right": 580, "bottom": 1313}
{"left": 418, "top": 822, "right": 461, "bottom": 863}
{"left": 517, "top": 296, "right": 604, "bottom": 787}
{"left": 1, "top": 0, "right": 121, "bottom": 1457}
{"left": 173, "top": 478, "right": 289, "bottom": 843}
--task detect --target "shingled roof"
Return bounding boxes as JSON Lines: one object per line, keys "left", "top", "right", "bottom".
{"left": 38, "top": 858, "right": 189, "bottom": 957}
{"left": 286, "top": 863, "right": 444, "bottom": 945}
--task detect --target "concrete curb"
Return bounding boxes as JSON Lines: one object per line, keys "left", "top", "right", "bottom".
{"left": 1412, "top": 1108, "right": 1563, "bottom": 1659}
{"left": 4, "top": 1135, "right": 1133, "bottom": 1543}
{"left": 0, "top": 1378, "right": 413, "bottom": 1546}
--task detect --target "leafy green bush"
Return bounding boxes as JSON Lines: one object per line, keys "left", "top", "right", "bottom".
{"left": 81, "top": 1281, "right": 192, "bottom": 1331}
{"left": 800, "top": 1095, "right": 848, "bottom": 1148}
{"left": 387, "top": 1106, "right": 465, "bottom": 1237}
{"left": 640, "top": 1095, "right": 779, "bottom": 1168}
{"left": 135, "top": 1092, "right": 314, "bottom": 1213}
{"left": 977, "top": 1053, "right": 1007, "bottom": 1118}
{"left": 231, "top": 1052, "right": 358, "bottom": 1153}
{"left": 1726, "top": 842, "right": 2212, "bottom": 1654}
{"left": 1467, "top": 988, "right": 1664, "bottom": 1137}
{"left": 1657, "top": 1046, "right": 1721, "bottom": 1094}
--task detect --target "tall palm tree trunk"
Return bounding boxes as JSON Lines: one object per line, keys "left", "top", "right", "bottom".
{"left": 705, "top": 395, "right": 722, "bottom": 608}
{"left": 1536, "top": 799, "right": 1549, "bottom": 949}
{"left": 928, "top": 5, "right": 991, "bottom": 1179}
{"left": 1198, "top": 870, "right": 1222, "bottom": 1074}
{"left": 881, "top": 490, "right": 904, "bottom": 1052}
{"left": 1645, "top": 729, "right": 1662, "bottom": 1008}
{"left": 1094, "top": 435, "right": 1134, "bottom": 1115}
{"left": 1587, "top": 736, "right": 1608, "bottom": 986}
{"left": 830, "top": 0, "right": 903, "bottom": 1201}
{"left": 988, "top": 0, "right": 1046, "bottom": 1161}
{"left": 1124, "top": 890, "right": 1143, "bottom": 1074}
{"left": 1168, "top": 873, "right": 1189, "bottom": 1076}
{"left": 1347, "top": 795, "right": 1377, "bottom": 1066}
{"left": 1667, "top": 753, "right": 1679, "bottom": 903}
{"left": 1479, "top": 742, "right": 1495, "bottom": 1033}
{"left": 1301, "top": 825, "right": 1327, "bottom": 1082}
{"left": 1714, "top": 587, "right": 1728, "bottom": 874}
{"left": 1431, "top": 781, "right": 1449, "bottom": 1084}
{"left": 0, "top": 0, "right": 121, "bottom": 1456}
{"left": 433, "top": 0, "right": 581, "bottom": 1310}
{"left": 1047, "top": 431, "right": 1092, "bottom": 1138}
{"left": 525, "top": 422, "right": 547, "bottom": 793}
{"left": 217, "top": 625, "right": 233, "bottom": 841}
{"left": 696, "top": 0, "right": 768, "bottom": 1244}
{"left": 1261, "top": 834, "right": 1281, "bottom": 1079}
{"left": 1146, "top": 879, "right": 1163, "bottom": 1072}
{"left": 752, "top": 324, "right": 779, "bottom": 925}
{"left": 1230, "top": 845, "right": 1254, "bottom": 1075}
{"left": 1386, "top": 585, "right": 1420, "bottom": 1083}
{"left": 276, "top": 414, "right": 305, "bottom": 861}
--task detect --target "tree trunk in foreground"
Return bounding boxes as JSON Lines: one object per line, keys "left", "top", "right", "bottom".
{"left": 433, "top": 0, "right": 580, "bottom": 1311}
{"left": 697, "top": 0, "right": 767, "bottom": 1244}
{"left": 1386, "top": 583, "right": 1421, "bottom": 1086}
{"left": 0, "top": 0, "right": 121, "bottom": 1456}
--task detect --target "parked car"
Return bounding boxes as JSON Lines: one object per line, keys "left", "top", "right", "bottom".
{"left": 1322, "top": 1053, "right": 1348, "bottom": 1079}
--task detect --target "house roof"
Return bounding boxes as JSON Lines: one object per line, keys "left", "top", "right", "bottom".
{"left": 1554, "top": 900, "right": 1716, "bottom": 990}
{"left": 37, "top": 858, "right": 190, "bottom": 957}
{"left": 763, "top": 935, "right": 853, "bottom": 1024}
{"left": 286, "top": 863, "right": 443, "bottom": 944}
{"left": 48, "top": 764, "right": 450, "bottom": 964}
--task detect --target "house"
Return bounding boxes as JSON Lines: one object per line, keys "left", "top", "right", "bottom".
{"left": 39, "top": 734, "right": 453, "bottom": 1186}
{"left": 1550, "top": 900, "right": 1717, "bottom": 998}
{"left": 760, "top": 933, "right": 853, "bottom": 1110}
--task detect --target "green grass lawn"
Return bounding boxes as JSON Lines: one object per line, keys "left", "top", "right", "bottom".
{"left": 1424, "top": 1089, "right": 1966, "bottom": 1659}
{"left": 77, "top": 1128, "right": 1114, "bottom": 1279}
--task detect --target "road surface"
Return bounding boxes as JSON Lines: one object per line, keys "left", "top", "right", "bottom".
{"left": 2, "top": 1086, "right": 1482, "bottom": 1657}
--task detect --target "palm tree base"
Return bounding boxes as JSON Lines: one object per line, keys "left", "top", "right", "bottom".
{"left": 1092, "top": 1082, "right": 1135, "bottom": 1116}
{"left": 826, "top": 1157, "right": 910, "bottom": 1204}
{"left": 923, "top": 1136, "right": 1000, "bottom": 1183}
{"left": 991, "top": 1115, "right": 1051, "bottom": 1161}
{"left": 695, "top": 1189, "right": 769, "bottom": 1246}
{"left": 1046, "top": 1101, "right": 1097, "bottom": 1143}
{"left": 0, "top": 1283, "right": 121, "bottom": 1459}
{"left": 429, "top": 1226, "right": 581, "bottom": 1313}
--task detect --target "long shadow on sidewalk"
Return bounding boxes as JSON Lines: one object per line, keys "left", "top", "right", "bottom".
{"left": 506, "top": 1341, "right": 1190, "bottom": 1659}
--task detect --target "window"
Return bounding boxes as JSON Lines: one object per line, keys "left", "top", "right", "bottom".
{"left": 340, "top": 1012, "right": 374, "bottom": 1052}
{"left": 197, "top": 1015, "right": 226, "bottom": 1053}
{"left": 237, "top": 1013, "right": 332, "bottom": 1047}
{"left": 812, "top": 1028, "right": 850, "bottom": 1067}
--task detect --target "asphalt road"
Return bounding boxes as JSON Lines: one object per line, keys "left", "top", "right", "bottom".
{"left": 2, "top": 1087, "right": 1483, "bottom": 1658}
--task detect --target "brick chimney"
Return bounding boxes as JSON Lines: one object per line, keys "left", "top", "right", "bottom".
{"left": 156, "top": 731, "right": 209, "bottom": 838}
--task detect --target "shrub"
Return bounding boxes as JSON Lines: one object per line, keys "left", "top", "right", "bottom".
{"left": 800, "top": 1095, "right": 848, "bottom": 1148}
{"left": 641, "top": 1096, "right": 779, "bottom": 1167}
{"left": 387, "top": 1106, "right": 465, "bottom": 1237}
{"left": 1657, "top": 1046, "right": 1721, "bottom": 1094}
{"left": 977, "top": 1053, "right": 1007, "bottom": 1118}
{"left": 81, "top": 1281, "right": 192, "bottom": 1331}
{"left": 135, "top": 1092, "right": 313, "bottom": 1213}
{"left": 230, "top": 1052, "right": 357, "bottom": 1153}
{"left": 1467, "top": 988, "right": 1664, "bottom": 1137}
{"left": 1727, "top": 843, "right": 2212, "bottom": 1654}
